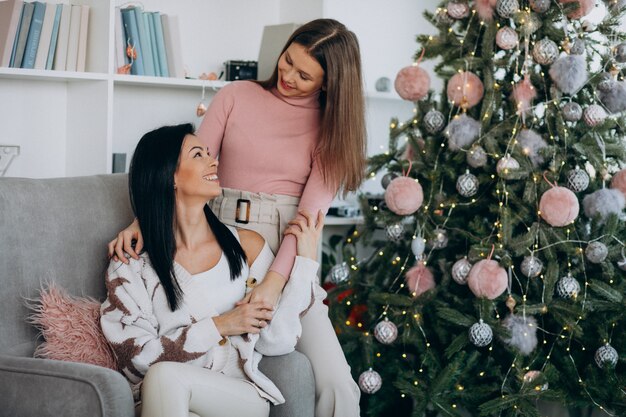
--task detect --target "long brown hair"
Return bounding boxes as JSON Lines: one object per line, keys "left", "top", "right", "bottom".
{"left": 257, "top": 19, "right": 366, "bottom": 194}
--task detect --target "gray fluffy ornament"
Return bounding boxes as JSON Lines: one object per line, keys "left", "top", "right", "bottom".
{"left": 567, "top": 165, "right": 590, "bottom": 192}
{"left": 530, "top": 0, "right": 550, "bottom": 12}
{"left": 585, "top": 241, "right": 609, "bottom": 264}
{"left": 597, "top": 76, "right": 626, "bottom": 114}
{"left": 502, "top": 314, "right": 538, "bottom": 356}
{"left": 469, "top": 319, "right": 493, "bottom": 347}
{"left": 595, "top": 343, "right": 619, "bottom": 369}
{"left": 423, "top": 109, "right": 446, "bottom": 134}
{"left": 467, "top": 145, "right": 488, "bottom": 168}
{"left": 570, "top": 38, "right": 586, "bottom": 55}
{"left": 582, "top": 188, "right": 625, "bottom": 221}
{"left": 518, "top": 129, "right": 548, "bottom": 167}
{"left": 549, "top": 55, "right": 588, "bottom": 95}
{"left": 445, "top": 114, "right": 481, "bottom": 151}
{"left": 583, "top": 104, "right": 608, "bottom": 126}
{"left": 615, "top": 42, "right": 626, "bottom": 63}
{"left": 533, "top": 38, "right": 559, "bottom": 66}
{"left": 562, "top": 102, "right": 583, "bottom": 122}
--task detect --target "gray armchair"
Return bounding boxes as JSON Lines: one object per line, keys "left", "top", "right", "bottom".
{"left": 0, "top": 174, "right": 314, "bottom": 417}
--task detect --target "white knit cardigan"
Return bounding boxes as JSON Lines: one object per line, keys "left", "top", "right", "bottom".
{"left": 100, "top": 229, "right": 318, "bottom": 405}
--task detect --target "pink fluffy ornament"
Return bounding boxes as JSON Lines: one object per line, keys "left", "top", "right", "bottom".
{"left": 512, "top": 76, "right": 537, "bottom": 117}
{"left": 539, "top": 184, "right": 580, "bottom": 227}
{"left": 610, "top": 169, "right": 626, "bottom": 198}
{"left": 467, "top": 259, "right": 508, "bottom": 300}
{"left": 405, "top": 261, "right": 436, "bottom": 297}
{"left": 447, "top": 71, "right": 484, "bottom": 109}
{"left": 384, "top": 176, "right": 424, "bottom": 215}
{"left": 395, "top": 65, "right": 431, "bottom": 101}
{"left": 558, "top": 0, "right": 596, "bottom": 19}
{"left": 475, "top": 0, "right": 498, "bottom": 21}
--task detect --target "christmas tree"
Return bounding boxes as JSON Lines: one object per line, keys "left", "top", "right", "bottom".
{"left": 326, "top": 1, "right": 626, "bottom": 416}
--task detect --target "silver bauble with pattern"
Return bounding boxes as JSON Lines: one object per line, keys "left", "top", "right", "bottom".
{"left": 583, "top": 105, "right": 608, "bottom": 127}
{"left": 456, "top": 171, "right": 479, "bottom": 197}
{"left": 595, "top": 344, "right": 618, "bottom": 369}
{"left": 385, "top": 223, "right": 404, "bottom": 242}
{"left": 329, "top": 262, "right": 350, "bottom": 284}
{"left": 374, "top": 318, "right": 398, "bottom": 344}
{"left": 423, "top": 110, "right": 446, "bottom": 134}
{"left": 556, "top": 274, "right": 581, "bottom": 299}
{"left": 358, "top": 368, "right": 382, "bottom": 394}
{"left": 562, "top": 102, "right": 583, "bottom": 122}
{"left": 469, "top": 319, "right": 493, "bottom": 347}
{"left": 521, "top": 255, "right": 543, "bottom": 278}
{"left": 447, "top": 1, "right": 470, "bottom": 19}
{"left": 496, "top": 0, "right": 519, "bottom": 18}
{"left": 585, "top": 241, "right": 608, "bottom": 264}
{"left": 567, "top": 166, "right": 590, "bottom": 192}
{"left": 530, "top": 0, "right": 550, "bottom": 13}
{"left": 533, "top": 38, "right": 559, "bottom": 66}
{"left": 452, "top": 257, "right": 472, "bottom": 285}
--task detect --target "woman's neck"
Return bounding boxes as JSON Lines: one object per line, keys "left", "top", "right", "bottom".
{"left": 174, "top": 202, "right": 214, "bottom": 251}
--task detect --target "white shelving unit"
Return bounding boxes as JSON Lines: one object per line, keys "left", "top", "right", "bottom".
{"left": 0, "top": 0, "right": 436, "bottom": 179}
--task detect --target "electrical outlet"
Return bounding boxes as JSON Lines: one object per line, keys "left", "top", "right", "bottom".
{"left": 0, "top": 145, "right": 20, "bottom": 176}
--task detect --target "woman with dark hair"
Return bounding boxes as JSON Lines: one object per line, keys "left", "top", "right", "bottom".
{"left": 110, "top": 18, "right": 365, "bottom": 416}
{"left": 101, "top": 124, "right": 323, "bottom": 417}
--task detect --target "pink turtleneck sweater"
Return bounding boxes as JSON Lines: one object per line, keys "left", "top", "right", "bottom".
{"left": 196, "top": 81, "right": 335, "bottom": 279}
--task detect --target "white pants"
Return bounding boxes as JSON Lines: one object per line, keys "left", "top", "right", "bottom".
{"left": 210, "top": 188, "right": 361, "bottom": 417}
{"left": 140, "top": 361, "right": 269, "bottom": 417}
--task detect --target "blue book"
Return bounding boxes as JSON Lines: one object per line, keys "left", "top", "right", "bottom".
{"left": 136, "top": 9, "right": 155, "bottom": 76}
{"left": 151, "top": 12, "right": 168, "bottom": 77}
{"left": 22, "top": 1, "right": 46, "bottom": 69}
{"left": 120, "top": 7, "right": 144, "bottom": 75}
{"left": 146, "top": 11, "right": 160, "bottom": 76}
{"left": 45, "top": 4, "right": 62, "bottom": 70}
{"left": 11, "top": 1, "right": 33, "bottom": 67}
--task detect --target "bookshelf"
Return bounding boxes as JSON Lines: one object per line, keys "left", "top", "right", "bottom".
{"left": 0, "top": 0, "right": 433, "bottom": 179}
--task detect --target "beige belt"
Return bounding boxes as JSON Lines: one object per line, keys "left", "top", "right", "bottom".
{"left": 211, "top": 188, "right": 300, "bottom": 225}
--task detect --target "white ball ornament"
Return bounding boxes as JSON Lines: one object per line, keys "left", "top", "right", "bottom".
{"left": 374, "top": 318, "right": 398, "bottom": 345}
{"left": 521, "top": 255, "right": 543, "bottom": 278}
{"left": 359, "top": 368, "right": 382, "bottom": 394}
{"left": 585, "top": 241, "right": 608, "bottom": 264}
{"left": 384, "top": 176, "right": 424, "bottom": 216}
{"left": 583, "top": 104, "right": 608, "bottom": 127}
{"left": 595, "top": 344, "right": 618, "bottom": 369}
{"left": 329, "top": 262, "right": 350, "bottom": 284}
{"left": 556, "top": 274, "right": 581, "bottom": 299}
{"left": 469, "top": 319, "right": 493, "bottom": 347}
{"left": 456, "top": 170, "right": 480, "bottom": 197}
{"left": 567, "top": 166, "right": 589, "bottom": 192}
{"left": 385, "top": 223, "right": 405, "bottom": 242}
{"left": 496, "top": 27, "right": 519, "bottom": 50}
{"left": 411, "top": 236, "right": 426, "bottom": 258}
{"left": 496, "top": 154, "right": 520, "bottom": 176}
{"left": 452, "top": 257, "right": 472, "bottom": 285}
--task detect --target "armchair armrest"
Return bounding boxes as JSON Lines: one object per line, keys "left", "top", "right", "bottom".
{"left": 0, "top": 354, "right": 134, "bottom": 417}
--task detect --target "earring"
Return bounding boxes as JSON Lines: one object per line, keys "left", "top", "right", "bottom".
{"left": 174, "top": 184, "right": 177, "bottom": 190}
{"left": 196, "top": 84, "right": 207, "bottom": 117}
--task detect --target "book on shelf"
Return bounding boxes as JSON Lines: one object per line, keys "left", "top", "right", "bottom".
{"left": 64, "top": 4, "right": 80, "bottom": 71}
{"left": 21, "top": 1, "right": 45, "bottom": 69}
{"left": 45, "top": 3, "right": 62, "bottom": 70}
{"left": 52, "top": 3, "right": 70, "bottom": 71}
{"left": 75, "top": 4, "right": 88, "bottom": 72}
{"left": 33, "top": 1, "right": 55, "bottom": 69}
{"left": 146, "top": 9, "right": 160, "bottom": 76}
{"left": 0, "top": 0, "right": 24, "bottom": 67}
{"left": 120, "top": 6, "right": 144, "bottom": 75}
{"left": 114, "top": 6, "right": 128, "bottom": 71}
{"left": 161, "top": 13, "right": 184, "bottom": 78}
{"left": 151, "top": 11, "right": 169, "bottom": 78}
{"left": 11, "top": 1, "right": 33, "bottom": 67}
{"left": 135, "top": 8, "right": 155, "bottom": 76}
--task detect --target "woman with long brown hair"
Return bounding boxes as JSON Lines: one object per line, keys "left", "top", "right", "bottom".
{"left": 110, "top": 19, "right": 366, "bottom": 417}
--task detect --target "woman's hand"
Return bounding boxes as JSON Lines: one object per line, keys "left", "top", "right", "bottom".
{"left": 284, "top": 210, "right": 324, "bottom": 260}
{"left": 212, "top": 301, "right": 275, "bottom": 336}
{"left": 107, "top": 218, "right": 143, "bottom": 263}
{"left": 238, "top": 271, "right": 287, "bottom": 308}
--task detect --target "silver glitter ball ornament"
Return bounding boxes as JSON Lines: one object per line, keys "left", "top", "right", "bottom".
{"left": 533, "top": 38, "right": 559, "bottom": 66}
{"left": 467, "top": 145, "right": 488, "bottom": 168}
{"left": 562, "top": 102, "right": 583, "bottom": 122}
{"left": 429, "top": 227, "right": 449, "bottom": 249}
{"left": 385, "top": 223, "right": 404, "bottom": 241}
{"left": 456, "top": 171, "right": 479, "bottom": 197}
{"left": 411, "top": 236, "right": 426, "bottom": 257}
{"left": 570, "top": 38, "right": 586, "bottom": 55}
{"left": 496, "top": 27, "right": 519, "bottom": 50}
{"left": 583, "top": 105, "right": 608, "bottom": 127}
{"left": 358, "top": 368, "right": 382, "bottom": 394}
{"left": 521, "top": 255, "right": 543, "bottom": 278}
{"left": 567, "top": 165, "right": 589, "bottom": 192}
{"left": 595, "top": 343, "right": 618, "bottom": 369}
{"left": 447, "top": 1, "right": 470, "bottom": 19}
{"left": 556, "top": 274, "right": 581, "bottom": 299}
{"left": 496, "top": 154, "right": 520, "bottom": 176}
{"left": 374, "top": 318, "right": 398, "bottom": 344}
{"left": 329, "top": 262, "right": 350, "bottom": 284}
{"left": 585, "top": 241, "right": 608, "bottom": 263}
{"left": 381, "top": 172, "right": 399, "bottom": 189}
{"left": 423, "top": 109, "right": 446, "bottom": 134}
{"left": 496, "top": 0, "right": 519, "bottom": 18}
{"left": 469, "top": 319, "right": 493, "bottom": 347}
{"left": 530, "top": 0, "right": 551, "bottom": 13}
{"left": 452, "top": 257, "right": 472, "bottom": 285}
{"left": 615, "top": 42, "right": 626, "bottom": 63}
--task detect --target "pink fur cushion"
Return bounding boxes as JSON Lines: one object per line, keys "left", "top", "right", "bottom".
{"left": 27, "top": 283, "right": 117, "bottom": 370}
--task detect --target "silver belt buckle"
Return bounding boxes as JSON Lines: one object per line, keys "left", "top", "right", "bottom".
{"left": 235, "top": 199, "right": 251, "bottom": 224}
